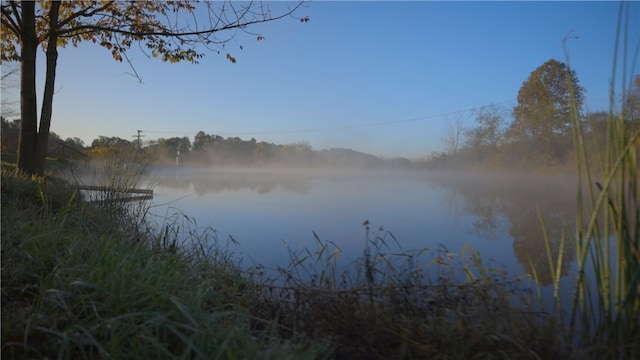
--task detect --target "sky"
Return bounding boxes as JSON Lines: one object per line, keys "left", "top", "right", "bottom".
{"left": 3, "top": 1, "right": 640, "bottom": 159}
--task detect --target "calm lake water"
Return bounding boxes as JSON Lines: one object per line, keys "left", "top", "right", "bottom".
{"left": 145, "top": 167, "right": 580, "bottom": 290}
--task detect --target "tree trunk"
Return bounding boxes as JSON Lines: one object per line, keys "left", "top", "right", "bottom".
{"left": 35, "top": 2, "right": 61, "bottom": 176}
{"left": 17, "top": 1, "right": 38, "bottom": 176}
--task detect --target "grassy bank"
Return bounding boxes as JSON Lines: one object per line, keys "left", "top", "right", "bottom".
{"left": 0, "top": 168, "right": 565, "bottom": 359}
{"left": 0, "top": 168, "right": 327, "bottom": 359}
{"left": 3, "top": 163, "right": 634, "bottom": 359}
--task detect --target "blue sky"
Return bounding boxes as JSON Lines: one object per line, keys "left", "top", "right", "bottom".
{"left": 13, "top": 1, "right": 640, "bottom": 158}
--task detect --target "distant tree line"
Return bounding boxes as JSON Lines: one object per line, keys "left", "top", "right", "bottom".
{"left": 0, "top": 124, "right": 412, "bottom": 169}
{"left": 141, "top": 132, "right": 411, "bottom": 168}
{"left": 2, "top": 117, "right": 85, "bottom": 159}
{"left": 423, "top": 59, "right": 640, "bottom": 171}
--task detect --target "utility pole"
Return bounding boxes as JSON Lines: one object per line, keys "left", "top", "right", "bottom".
{"left": 176, "top": 143, "right": 181, "bottom": 168}
{"left": 132, "top": 130, "right": 145, "bottom": 150}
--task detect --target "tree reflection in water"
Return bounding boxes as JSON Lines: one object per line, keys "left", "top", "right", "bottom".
{"left": 148, "top": 168, "right": 582, "bottom": 286}
{"left": 428, "top": 172, "right": 577, "bottom": 286}
{"left": 150, "top": 167, "right": 314, "bottom": 196}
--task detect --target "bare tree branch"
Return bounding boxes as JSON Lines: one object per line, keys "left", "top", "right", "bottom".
{"left": 56, "top": 1, "right": 115, "bottom": 34}
{"left": 55, "top": 3, "right": 303, "bottom": 40}
{"left": 1, "top": 3, "right": 21, "bottom": 37}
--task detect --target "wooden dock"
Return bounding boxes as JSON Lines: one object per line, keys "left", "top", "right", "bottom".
{"left": 76, "top": 185, "right": 153, "bottom": 202}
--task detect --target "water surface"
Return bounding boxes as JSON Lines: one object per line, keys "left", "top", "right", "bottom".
{"left": 147, "top": 168, "right": 579, "bottom": 287}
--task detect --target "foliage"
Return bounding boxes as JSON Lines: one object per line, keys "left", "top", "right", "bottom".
{"left": 463, "top": 104, "right": 507, "bottom": 163}
{"left": 510, "top": 59, "right": 585, "bottom": 144}
{"left": 468, "top": 104, "right": 506, "bottom": 150}
{"left": 146, "top": 136, "right": 192, "bottom": 166}
{"left": 1, "top": 116, "right": 20, "bottom": 153}
{"left": 424, "top": 59, "right": 593, "bottom": 172}
{"left": 498, "top": 59, "right": 584, "bottom": 168}
{"left": 625, "top": 74, "right": 640, "bottom": 131}
{"left": 1, "top": 1, "right": 306, "bottom": 65}
{"left": 80, "top": 129, "right": 414, "bottom": 169}
{"left": 0, "top": 0, "right": 307, "bottom": 176}
{"left": 84, "top": 136, "right": 138, "bottom": 163}
{"left": 90, "top": 135, "right": 133, "bottom": 149}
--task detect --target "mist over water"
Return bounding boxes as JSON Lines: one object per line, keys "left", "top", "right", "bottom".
{"left": 145, "top": 167, "right": 579, "bottom": 287}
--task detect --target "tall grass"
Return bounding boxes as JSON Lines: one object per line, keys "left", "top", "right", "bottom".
{"left": 245, "top": 225, "right": 564, "bottom": 359}
{"left": 1, "top": 161, "right": 328, "bottom": 359}
{"left": 68, "top": 152, "right": 154, "bottom": 237}
{"left": 563, "top": 3, "right": 640, "bottom": 356}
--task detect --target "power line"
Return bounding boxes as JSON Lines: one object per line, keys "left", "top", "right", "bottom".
{"left": 140, "top": 96, "right": 609, "bottom": 138}
{"left": 142, "top": 105, "right": 492, "bottom": 138}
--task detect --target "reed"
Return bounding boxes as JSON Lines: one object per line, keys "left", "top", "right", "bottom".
{"left": 245, "top": 225, "right": 562, "bottom": 358}
{"left": 561, "top": 3, "right": 640, "bottom": 355}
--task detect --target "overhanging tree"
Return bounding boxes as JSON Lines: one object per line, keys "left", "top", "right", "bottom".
{"left": 1, "top": 1, "right": 306, "bottom": 176}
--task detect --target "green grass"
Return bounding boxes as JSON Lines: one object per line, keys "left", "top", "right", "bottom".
{"left": 1, "top": 169, "right": 328, "bottom": 359}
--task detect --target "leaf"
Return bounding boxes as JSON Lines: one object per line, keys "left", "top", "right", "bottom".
{"left": 112, "top": 49, "right": 122, "bottom": 62}
{"left": 257, "top": 35, "right": 265, "bottom": 41}
{"left": 300, "top": 16, "right": 310, "bottom": 22}
{"left": 226, "top": 53, "right": 236, "bottom": 64}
